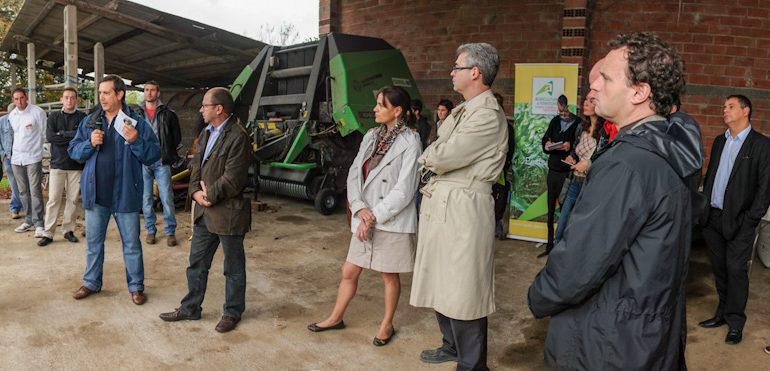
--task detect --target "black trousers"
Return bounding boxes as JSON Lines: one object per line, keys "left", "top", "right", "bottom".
{"left": 436, "top": 311, "right": 489, "bottom": 371}
{"left": 546, "top": 170, "right": 568, "bottom": 246}
{"left": 180, "top": 218, "right": 247, "bottom": 319}
{"left": 701, "top": 208, "right": 757, "bottom": 331}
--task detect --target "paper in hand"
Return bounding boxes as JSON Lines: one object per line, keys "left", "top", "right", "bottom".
{"left": 114, "top": 110, "right": 138, "bottom": 141}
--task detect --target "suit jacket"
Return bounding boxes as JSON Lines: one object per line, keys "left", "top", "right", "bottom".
{"left": 703, "top": 128, "right": 770, "bottom": 239}
{"left": 190, "top": 116, "right": 252, "bottom": 235}
{"left": 347, "top": 128, "right": 421, "bottom": 234}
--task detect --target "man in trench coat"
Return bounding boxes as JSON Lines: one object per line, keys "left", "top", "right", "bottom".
{"left": 410, "top": 43, "right": 508, "bottom": 371}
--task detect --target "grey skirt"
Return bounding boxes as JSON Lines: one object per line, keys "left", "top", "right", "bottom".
{"left": 346, "top": 229, "right": 416, "bottom": 273}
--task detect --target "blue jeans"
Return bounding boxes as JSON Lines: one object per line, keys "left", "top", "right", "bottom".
{"left": 4, "top": 157, "right": 23, "bottom": 213}
{"left": 83, "top": 204, "right": 144, "bottom": 292}
{"left": 554, "top": 180, "right": 583, "bottom": 244}
{"left": 141, "top": 163, "right": 176, "bottom": 235}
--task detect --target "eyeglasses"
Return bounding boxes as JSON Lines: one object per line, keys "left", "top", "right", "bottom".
{"left": 200, "top": 103, "right": 220, "bottom": 109}
{"left": 451, "top": 66, "right": 475, "bottom": 71}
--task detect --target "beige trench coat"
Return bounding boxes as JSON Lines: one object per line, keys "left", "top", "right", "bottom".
{"left": 409, "top": 89, "right": 508, "bottom": 320}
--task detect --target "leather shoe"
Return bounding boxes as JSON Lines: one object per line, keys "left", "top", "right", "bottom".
{"left": 131, "top": 291, "right": 147, "bottom": 305}
{"left": 159, "top": 309, "right": 201, "bottom": 322}
{"left": 725, "top": 329, "right": 743, "bottom": 345}
{"left": 373, "top": 327, "right": 396, "bottom": 346}
{"left": 215, "top": 315, "right": 240, "bottom": 333}
{"left": 73, "top": 286, "right": 96, "bottom": 300}
{"left": 419, "top": 347, "right": 458, "bottom": 364}
{"left": 307, "top": 321, "right": 346, "bottom": 332}
{"left": 64, "top": 231, "right": 79, "bottom": 243}
{"left": 698, "top": 316, "right": 726, "bottom": 328}
{"left": 37, "top": 237, "right": 53, "bottom": 246}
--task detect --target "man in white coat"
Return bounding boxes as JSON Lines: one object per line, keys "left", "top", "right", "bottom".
{"left": 410, "top": 43, "right": 508, "bottom": 371}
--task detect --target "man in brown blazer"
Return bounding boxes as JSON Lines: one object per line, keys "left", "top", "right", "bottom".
{"left": 159, "top": 87, "right": 252, "bottom": 333}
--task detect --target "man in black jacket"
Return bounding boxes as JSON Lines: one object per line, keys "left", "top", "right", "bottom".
{"left": 528, "top": 32, "right": 699, "bottom": 370}
{"left": 133, "top": 81, "right": 182, "bottom": 246}
{"left": 39, "top": 88, "right": 86, "bottom": 246}
{"left": 698, "top": 94, "right": 770, "bottom": 345}
{"left": 539, "top": 94, "right": 578, "bottom": 257}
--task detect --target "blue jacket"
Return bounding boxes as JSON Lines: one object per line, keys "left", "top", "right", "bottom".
{"left": 68, "top": 104, "right": 160, "bottom": 212}
{"left": 0, "top": 114, "right": 12, "bottom": 161}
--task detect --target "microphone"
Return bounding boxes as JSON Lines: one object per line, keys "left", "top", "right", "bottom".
{"left": 94, "top": 118, "right": 103, "bottom": 151}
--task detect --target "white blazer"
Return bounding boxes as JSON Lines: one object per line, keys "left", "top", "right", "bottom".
{"left": 347, "top": 128, "right": 422, "bottom": 234}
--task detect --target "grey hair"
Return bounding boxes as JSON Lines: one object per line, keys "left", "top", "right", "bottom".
{"left": 456, "top": 43, "right": 500, "bottom": 87}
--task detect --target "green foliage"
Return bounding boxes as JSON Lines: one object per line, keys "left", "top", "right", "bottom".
{"left": 511, "top": 102, "right": 549, "bottom": 220}
{"left": 0, "top": 0, "right": 66, "bottom": 110}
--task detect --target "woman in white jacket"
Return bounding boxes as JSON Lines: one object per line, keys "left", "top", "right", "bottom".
{"left": 308, "top": 86, "right": 422, "bottom": 346}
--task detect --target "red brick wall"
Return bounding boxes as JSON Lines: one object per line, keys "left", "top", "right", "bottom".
{"left": 329, "top": 0, "right": 770, "bottom": 167}
{"left": 335, "top": 0, "right": 564, "bottom": 115}
{"left": 588, "top": 0, "right": 770, "bottom": 164}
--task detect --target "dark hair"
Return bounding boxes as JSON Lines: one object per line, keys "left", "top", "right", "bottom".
{"left": 411, "top": 99, "right": 423, "bottom": 111}
{"left": 62, "top": 87, "right": 78, "bottom": 96}
{"left": 671, "top": 94, "right": 681, "bottom": 111}
{"left": 437, "top": 99, "right": 454, "bottom": 111}
{"left": 208, "top": 87, "right": 234, "bottom": 115}
{"left": 609, "top": 32, "right": 685, "bottom": 117}
{"left": 101, "top": 74, "right": 127, "bottom": 102}
{"left": 376, "top": 86, "right": 412, "bottom": 125}
{"left": 580, "top": 99, "right": 601, "bottom": 141}
{"left": 144, "top": 80, "right": 160, "bottom": 91}
{"left": 12, "top": 87, "right": 26, "bottom": 97}
{"left": 557, "top": 94, "right": 568, "bottom": 107}
{"left": 727, "top": 94, "right": 752, "bottom": 121}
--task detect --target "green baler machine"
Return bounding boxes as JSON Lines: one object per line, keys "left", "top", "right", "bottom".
{"left": 230, "top": 33, "right": 420, "bottom": 214}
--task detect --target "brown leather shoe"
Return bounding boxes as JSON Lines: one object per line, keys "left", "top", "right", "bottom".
{"left": 159, "top": 309, "right": 201, "bottom": 322}
{"left": 215, "top": 315, "right": 240, "bottom": 333}
{"left": 167, "top": 234, "right": 177, "bottom": 246}
{"left": 131, "top": 291, "right": 147, "bottom": 305}
{"left": 73, "top": 286, "right": 96, "bottom": 300}
{"left": 146, "top": 233, "right": 156, "bottom": 245}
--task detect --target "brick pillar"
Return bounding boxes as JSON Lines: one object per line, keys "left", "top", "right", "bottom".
{"left": 560, "top": 0, "right": 589, "bottom": 102}
{"left": 319, "top": 0, "right": 339, "bottom": 35}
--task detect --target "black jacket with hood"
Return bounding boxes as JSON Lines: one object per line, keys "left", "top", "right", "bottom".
{"left": 528, "top": 115, "right": 703, "bottom": 371}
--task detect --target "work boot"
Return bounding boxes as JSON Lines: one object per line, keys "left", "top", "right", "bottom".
{"left": 146, "top": 233, "right": 156, "bottom": 245}
{"left": 167, "top": 234, "right": 177, "bottom": 247}
{"left": 9, "top": 211, "right": 21, "bottom": 219}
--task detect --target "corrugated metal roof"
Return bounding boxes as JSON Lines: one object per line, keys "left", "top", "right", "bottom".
{"left": 1, "top": 0, "right": 265, "bottom": 88}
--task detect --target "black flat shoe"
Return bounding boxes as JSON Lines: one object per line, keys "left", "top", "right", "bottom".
{"left": 307, "top": 321, "right": 345, "bottom": 332}
{"left": 373, "top": 327, "right": 396, "bottom": 346}
{"left": 725, "top": 329, "right": 743, "bottom": 345}
{"left": 698, "top": 316, "right": 726, "bottom": 328}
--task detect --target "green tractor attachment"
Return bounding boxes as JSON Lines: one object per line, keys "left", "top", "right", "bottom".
{"left": 231, "top": 33, "right": 420, "bottom": 214}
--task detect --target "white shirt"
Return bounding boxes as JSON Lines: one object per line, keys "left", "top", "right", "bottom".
{"left": 9, "top": 104, "right": 47, "bottom": 166}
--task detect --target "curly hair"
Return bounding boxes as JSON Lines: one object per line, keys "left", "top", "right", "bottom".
{"left": 609, "top": 32, "right": 685, "bottom": 117}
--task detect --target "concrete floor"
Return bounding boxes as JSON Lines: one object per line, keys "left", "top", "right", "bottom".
{"left": 0, "top": 194, "right": 769, "bottom": 370}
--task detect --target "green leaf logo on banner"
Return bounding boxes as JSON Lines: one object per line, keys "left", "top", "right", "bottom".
{"left": 535, "top": 81, "right": 554, "bottom": 96}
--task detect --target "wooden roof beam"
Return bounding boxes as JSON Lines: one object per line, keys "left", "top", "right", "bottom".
{"left": 53, "top": 0, "right": 253, "bottom": 58}
{"left": 13, "top": 34, "right": 202, "bottom": 87}
{"left": 23, "top": 0, "right": 56, "bottom": 36}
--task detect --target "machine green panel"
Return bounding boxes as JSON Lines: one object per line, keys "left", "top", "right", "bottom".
{"left": 329, "top": 49, "right": 421, "bottom": 136}
{"left": 283, "top": 121, "right": 311, "bottom": 164}
{"left": 229, "top": 65, "right": 254, "bottom": 102}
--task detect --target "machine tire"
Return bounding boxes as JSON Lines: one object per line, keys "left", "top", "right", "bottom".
{"left": 314, "top": 188, "right": 338, "bottom": 215}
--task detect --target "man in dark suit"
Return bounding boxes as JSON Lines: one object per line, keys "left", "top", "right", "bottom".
{"left": 699, "top": 94, "right": 770, "bottom": 345}
{"left": 159, "top": 87, "right": 252, "bottom": 333}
